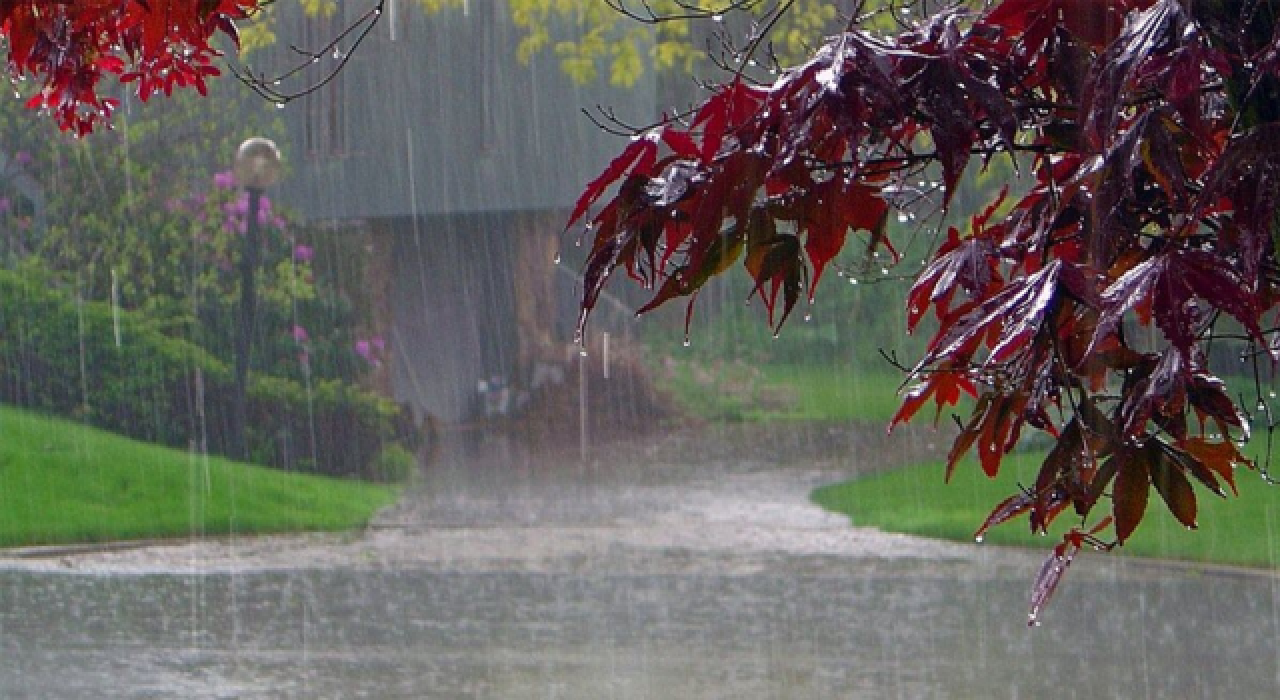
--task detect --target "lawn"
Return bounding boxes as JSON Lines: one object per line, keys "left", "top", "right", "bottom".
{"left": 656, "top": 361, "right": 920, "bottom": 424}
{"left": 812, "top": 449, "right": 1280, "bottom": 569}
{"left": 0, "top": 404, "right": 400, "bottom": 547}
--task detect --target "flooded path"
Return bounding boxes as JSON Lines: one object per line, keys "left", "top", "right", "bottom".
{"left": 2, "top": 424, "right": 1279, "bottom": 698}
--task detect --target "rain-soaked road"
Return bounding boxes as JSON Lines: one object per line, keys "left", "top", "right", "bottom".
{"left": 2, "top": 424, "right": 1279, "bottom": 698}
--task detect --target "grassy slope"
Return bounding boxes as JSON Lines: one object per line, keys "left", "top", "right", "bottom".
{"left": 657, "top": 361, "right": 915, "bottom": 424}
{"left": 813, "top": 450, "right": 1280, "bottom": 569}
{"left": 0, "top": 404, "right": 399, "bottom": 547}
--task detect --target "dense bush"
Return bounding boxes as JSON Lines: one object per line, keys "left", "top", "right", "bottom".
{"left": 0, "top": 268, "right": 417, "bottom": 478}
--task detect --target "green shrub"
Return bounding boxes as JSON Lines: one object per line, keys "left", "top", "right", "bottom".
{"left": 0, "top": 268, "right": 417, "bottom": 478}
{"left": 367, "top": 445, "right": 419, "bottom": 483}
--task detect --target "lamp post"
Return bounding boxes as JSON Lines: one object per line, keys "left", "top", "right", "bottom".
{"left": 230, "top": 137, "right": 282, "bottom": 461}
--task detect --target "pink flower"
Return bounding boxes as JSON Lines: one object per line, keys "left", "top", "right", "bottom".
{"left": 291, "top": 325, "right": 309, "bottom": 343}
{"left": 213, "top": 170, "right": 236, "bottom": 188}
{"left": 355, "top": 339, "right": 372, "bottom": 361}
{"left": 14, "top": 151, "right": 31, "bottom": 166}
{"left": 293, "top": 244, "right": 314, "bottom": 262}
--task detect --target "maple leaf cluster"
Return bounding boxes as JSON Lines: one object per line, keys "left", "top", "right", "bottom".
{"left": 571, "top": 0, "right": 1280, "bottom": 620}
{"left": 0, "top": 0, "right": 258, "bottom": 134}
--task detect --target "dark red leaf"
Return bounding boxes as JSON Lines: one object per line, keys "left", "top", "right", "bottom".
{"left": 1149, "top": 442, "right": 1198, "bottom": 529}
{"left": 1080, "top": 0, "right": 1187, "bottom": 150}
{"left": 1180, "top": 438, "right": 1253, "bottom": 497}
{"left": 889, "top": 366, "right": 978, "bottom": 430}
{"left": 1028, "top": 537, "right": 1080, "bottom": 626}
{"left": 566, "top": 133, "right": 658, "bottom": 231}
{"left": 1112, "top": 446, "right": 1151, "bottom": 544}
{"left": 975, "top": 490, "right": 1034, "bottom": 541}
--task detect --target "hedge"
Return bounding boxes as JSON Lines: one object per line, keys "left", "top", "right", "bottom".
{"left": 0, "top": 268, "right": 418, "bottom": 479}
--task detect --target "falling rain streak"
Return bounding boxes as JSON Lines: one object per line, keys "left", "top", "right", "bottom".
{"left": 0, "top": 3, "right": 1276, "bottom": 699}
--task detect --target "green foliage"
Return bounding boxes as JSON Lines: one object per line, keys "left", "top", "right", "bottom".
{"left": 368, "top": 445, "right": 420, "bottom": 484}
{"left": 0, "top": 404, "right": 397, "bottom": 547}
{"left": 0, "top": 74, "right": 391, "bottom": 460}
{"left": 0, "top": 268, "right": 417, "bottom": 478}
{"left": 395, "top": 0, "right": 847, "bottom": 86}
{"left": 0, "top": 84, "right": 276, "bottom": 304}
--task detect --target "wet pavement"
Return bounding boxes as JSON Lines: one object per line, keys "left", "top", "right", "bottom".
{"left": 1, "top": 424, "right": 1279, "bottom": 698}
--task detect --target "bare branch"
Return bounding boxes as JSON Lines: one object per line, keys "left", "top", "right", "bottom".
{"left": 230, "top": 0, "right": 386, "bottom": 105}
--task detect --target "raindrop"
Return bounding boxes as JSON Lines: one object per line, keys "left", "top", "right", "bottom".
{"left": 682, "top": 338, "right": 691, "bottom": 347}
{"left": 275, "top": 102, "right": 286, "bottom": 110}
{"left": 804, "top": 313, "right": 812, "bottom": 322}
{"left": 1258, "top": 400, "right": 1267, "bottom": 412}
{"left": 1270, "top": 391, "right": 1277, "bottom": 399}
{"left": 974, "top": 535, "right": 984, "bottom": 543}
{"left": 712, "top": 14, "right": 724, "bottom": 22}
{"left": 897, "top": 212, "right": 909, "bottom": 223}
{"left": 333, "top": 48, "right": 346, "bottom": 61}
{"left": 880, "top": 267, "right": 890, "bottom": 275}
{"left": 849, "top": 278, "right": 859, "bottom": 286}
{"left": 579, "top": 348, "right": 588, "bottom": 357}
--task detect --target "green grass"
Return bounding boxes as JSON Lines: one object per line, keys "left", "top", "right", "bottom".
{"left": 812, "top": 450, "right": 1280, "bottom": 569}
{"left": 0, "top": 404, "right": 399, "bottom": 547}
{"left": 656, "top": 361, "right": 921, "bottom": 424}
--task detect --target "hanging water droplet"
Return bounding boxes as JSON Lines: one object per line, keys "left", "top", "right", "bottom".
{"left": 682, "top": 338, "right": 691, "bottom": 347}
{"left": 579, "top": 348, "right": 588, "bottom": 357}
{"left": 1269, "top": 391, "right": 1276, "bottom": 399}
{"left": 1257, "top": 400, "right": 1267, "bottom": 412}
{"left": 897, "top": 212, "right": 909, "bottom": 223}
{"left": 275, "top": 102, "right": 286, "bottom": 110}
{"left": 804, "top": 313, "right": 812, "bottom": 322}
{"left": 553, "top": 253, "right": 562, "bottom": 265}
{"left": 712, "top": 13, "right": 724, "bottom": 22}
{"left": 974, "top": 535, "right": 984, "bottom": 543}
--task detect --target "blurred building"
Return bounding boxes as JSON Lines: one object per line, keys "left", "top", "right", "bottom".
{"left": 269, "top": 3, "right": 659, "bottom": 424}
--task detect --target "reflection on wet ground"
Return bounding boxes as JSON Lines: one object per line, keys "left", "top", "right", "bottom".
{"left": 2, "top": 425, "right": 1279, "bottom": 698}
